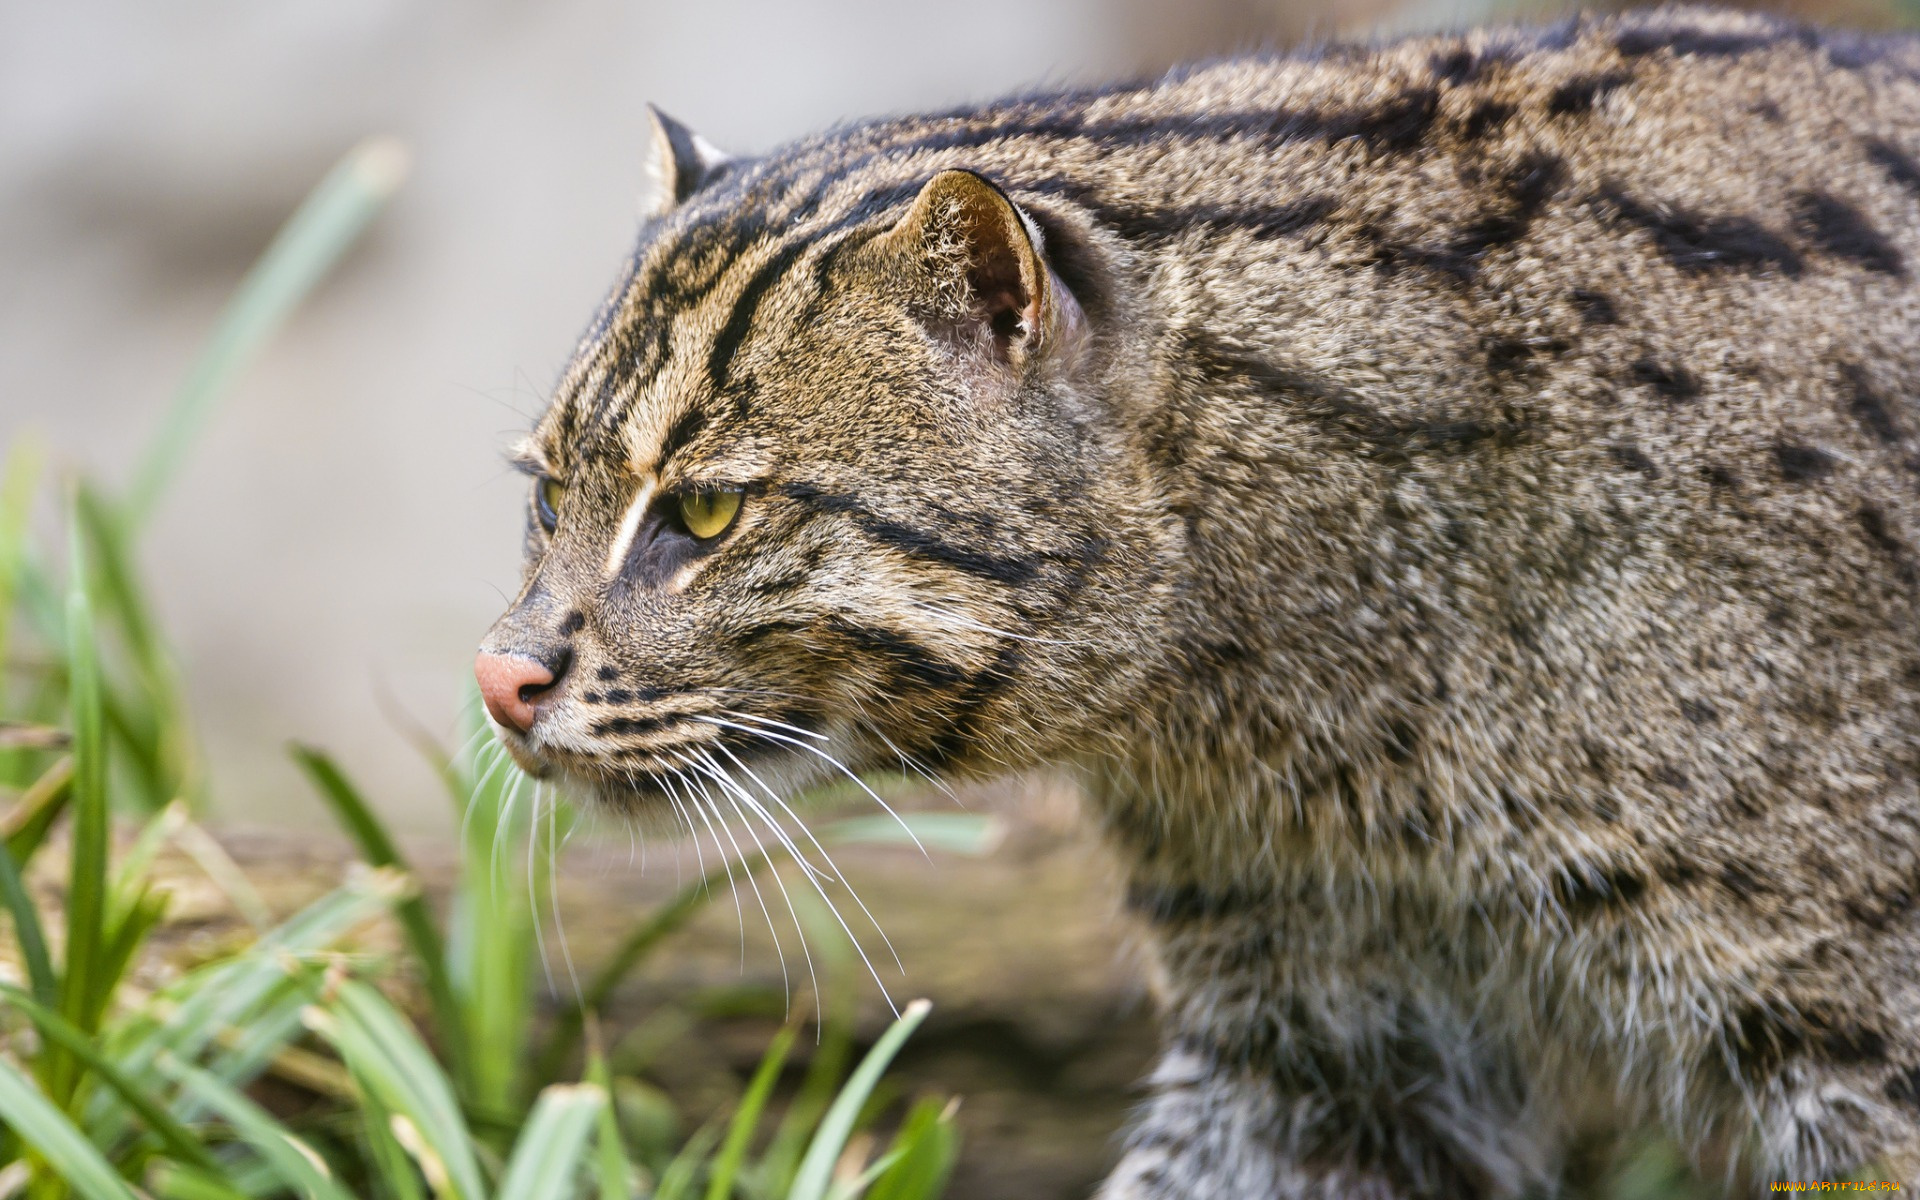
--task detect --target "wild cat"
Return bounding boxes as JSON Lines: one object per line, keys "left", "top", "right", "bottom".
{"left": 475, "top": 7, "right": 1920, "bottom": 1195}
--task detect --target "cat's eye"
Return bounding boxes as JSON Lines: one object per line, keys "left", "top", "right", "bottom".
{"left": 676, "top": 488, "right": 743, "bottom": 540}
{"left": 535, "top": 478, "right": 566, "bottom": 532}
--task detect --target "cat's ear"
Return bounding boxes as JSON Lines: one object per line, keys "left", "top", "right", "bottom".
{"left": 645, "top": 105, "right": 734, "bottom": 213}
{"left": 881, "top": 169, "right": 1086, "bottom": 372}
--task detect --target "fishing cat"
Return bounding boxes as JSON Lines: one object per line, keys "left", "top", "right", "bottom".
{"left": 475, "top": 7, "right": 1920, "bottom": 1194}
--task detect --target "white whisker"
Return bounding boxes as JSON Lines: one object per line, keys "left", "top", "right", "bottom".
{"left": 676, "top": 754, "right": 796, "bottom": 1008}
{"left": 689, "top": 715, "right": 929, "bottom": 861}
{"left": 706, "top": 740, "right": 904, "bottom": 978}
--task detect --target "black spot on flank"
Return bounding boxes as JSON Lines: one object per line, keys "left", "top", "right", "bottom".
{"left": 1866, "top": 138, "right": 1920, "bottom": 199}
{"left": 1548, "top": 71, "right": 1632, "bottom": 115}
{"left": 1126, "top": 882, "right": 1260, "bottom": 924}
{"left": 1704, "top": 463, "right": 1742, "bottom": 490}
{"left": 1630, "top": 358, "right": 1701, "bottom": 401}
{"left": 1430, "top": 47, "right": 1479, "bottom": 85}
{"left": 1608, "top": 444, "right": 1660, "bottom": 478}
{"left": 1857, "top": 506, "right": 1917, "bottom": 584}
{"left": 1793, "top": 191, "right": 1905, "bottom": 276}
{"left": 596, "top": 666, "right": 619, "bottom": 682}
{"left": 1459, "top": 100, "right": 1515, "bottom": 140}
{"left": 1449, "top": 153, "right": 1567, "bottom": 262}
{"left": 1888, "top": 1066, "right": 1920, "bottom": 1108}
{"left": 603, "top": 689, "right": 633, "bottom": 704}
{"left": 1730, "top": 1002, "right": 1818, "bottom": 1078}
{"left": 1383, "top": 718, "right": 1420, "bottom": 764}
{"left": 657, "top": 407, "right": 707, "bottom": 466}
{"left": 1680, "top": 697, "right": 1718, "bottom": 725}
{"left": 1842, "top": 364, "right": 1905, "bottom": 443}
{"left": 1750, "top": 99, "right": 1785, "bottom": 123}
{"left": 1485, "top": 338, "right": 1533, "bottom": 375}
{"left": 1719, "top": 863, "right": 1764, "bottom": 899}
{"left": 559, "top": 611, "right": 586, "bottom": 636}
{"left": 1553, "top": 863, "right": 1649, "bottom": 915}
{"left": 1601, "top": 186, "right": 1803, "bottom": 276}
{"left": 1822, "top": 1024, "right": 1891, "bottom": 1065}
{"left": 1615, "top": 26, "right": 1779, "bottom": 59}
{"left": 582, "top": 692, "right": 601, "bottom": 704}
{"left": 1570, "top": 289, "right": 1619, "bottom": 323}
{"left": 1774, "top": 442, "right": 1838, "bottom": 481}
{"left": 1653, "top": 763, "right": 1690, "bottom": 791}
{"left": 1343, "top": 87, "right": 1443, "bottom": 152}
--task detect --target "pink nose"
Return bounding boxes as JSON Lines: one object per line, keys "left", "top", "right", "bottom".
{"left": 475, "top": 651, "right": 557, "bottom": 734}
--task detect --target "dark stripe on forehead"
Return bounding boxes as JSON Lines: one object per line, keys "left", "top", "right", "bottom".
{"left": 707, "top": 237, "right": 814, "bottom": 393}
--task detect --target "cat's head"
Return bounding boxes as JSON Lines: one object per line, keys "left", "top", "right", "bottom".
{"left": 476, "top": 110, "right": 1169, "bottom": 816}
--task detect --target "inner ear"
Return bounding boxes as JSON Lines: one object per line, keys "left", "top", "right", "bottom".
{"left": 949, "top": 190, "right": 1040, "bottom": 350}
{"left": 885, "top": 169, "right": 1064, "bottom": 366}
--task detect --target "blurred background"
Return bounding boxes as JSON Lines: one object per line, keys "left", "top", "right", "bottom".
{"left": 3, "top": 0, "right": 1915, "bottom": 1195}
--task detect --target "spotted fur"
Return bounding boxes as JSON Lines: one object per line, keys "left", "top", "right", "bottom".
{"left": 481, "top": 7, "right": 1920, "bottom": 1195}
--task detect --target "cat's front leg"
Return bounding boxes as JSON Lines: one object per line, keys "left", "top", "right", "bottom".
{"left": 1097, "top": 1038, "right": 1541, "bottom": 1200}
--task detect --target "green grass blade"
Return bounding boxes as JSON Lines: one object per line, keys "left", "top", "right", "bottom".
{"left": 704, "top": 1023, "right": 797, "bottom": 1200}
{"left": 0, "top": 435, "right": 43, "bottom": 698}
{"left": 126, "top": 137, "right": 409, "bottom": 520}
{"left": 444, "top": 725, "right": 536, "bottom": 1124}
{"left": 52, "top": 509, "right": 111, "bottom": 1106}
{"left": 73, "top": 483, "right": 195, "bottom": 811}
{"left": 0, "top": 983, "right": 223, "bottom": 1176}
{"left": 584, "top": 1052, "right": 631, "bottom": 1200}
{"left": 862, "top": 1098, "right": 959, "bottom": 1200}
{"left": 494, "top": 1083, "right": 607, "bottom": 1200}
{"left": 291, "top": 744, "right": 467, "bottom": 1092}
{"left": 146, "top": 1164, "right": 253, "bottom": 1200}
{"left": 817, "top": 813, "right": 1000, "bottom": 857}
{"left": 3, "top": 755, "right": 74, "bottom": 867}
{"left": 156, "top": 1054, "right": 356, "bottom": 1200}
{"left": 0, "top": 837, "right": 56, "bottom": 1003}
{"left": 789, "top": 1000, "right": 933, "bottom": 1200}
{"left": 0, "top": 1056, "right": 140, "bottom": 1200}
{"left": 307, "top": 979, "right": 486, "bottom": 1200}
{"left": 650, "top": 1121, "right": 722, "bottom": 1200}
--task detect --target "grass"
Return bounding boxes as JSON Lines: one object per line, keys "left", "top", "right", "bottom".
{"left": 0, "top": 137, "right": 967, "bottom": 1199}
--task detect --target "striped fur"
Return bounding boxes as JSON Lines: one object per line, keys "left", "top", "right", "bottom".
{"left": 481, "top": 8, "right": 1920, "bottom": 1195}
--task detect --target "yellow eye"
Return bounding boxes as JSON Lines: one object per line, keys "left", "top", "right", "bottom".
{"left": 536, "top": 478, "right": 566, "bottom": 531}
{"left": 677, "top": 488, "right": 742, "bottom": 540}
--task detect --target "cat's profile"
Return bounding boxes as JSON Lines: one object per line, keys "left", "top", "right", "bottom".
{"left": 476, "top": 7, "right": 1920, "bottom": 1194}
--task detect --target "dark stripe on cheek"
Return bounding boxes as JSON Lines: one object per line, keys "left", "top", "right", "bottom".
{"left": 826, "top": 618, "right": 969, "bottom": 691}
{"left": 778, "top": 483, "right": 1042, "bottom": 586}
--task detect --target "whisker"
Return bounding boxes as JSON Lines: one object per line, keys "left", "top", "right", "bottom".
{"left": 528, "top": 784, "right": 555, "bottom": 994}
{"left": 717, "top": 709, "right": 830, "bottom": 743}
{"left": 707, "top": 740, "right": 905, "bottom": 977}
{"left": 689, "top": 715, "right": 930, "bottom": 861}
{"left": 545, "top": 784, "right": 583, "bottom": 1004}
{"left": 692, "top": 747, "right": 900, "bottom": 1015}
{"left": 676, "top": 754, "right": 795, "bottom": 1008}
{"left": 676, "top": 772, "right": 749, "bottom": 964}
{"left": 686, "top": 752, "right": 824, "bottom": 1017}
